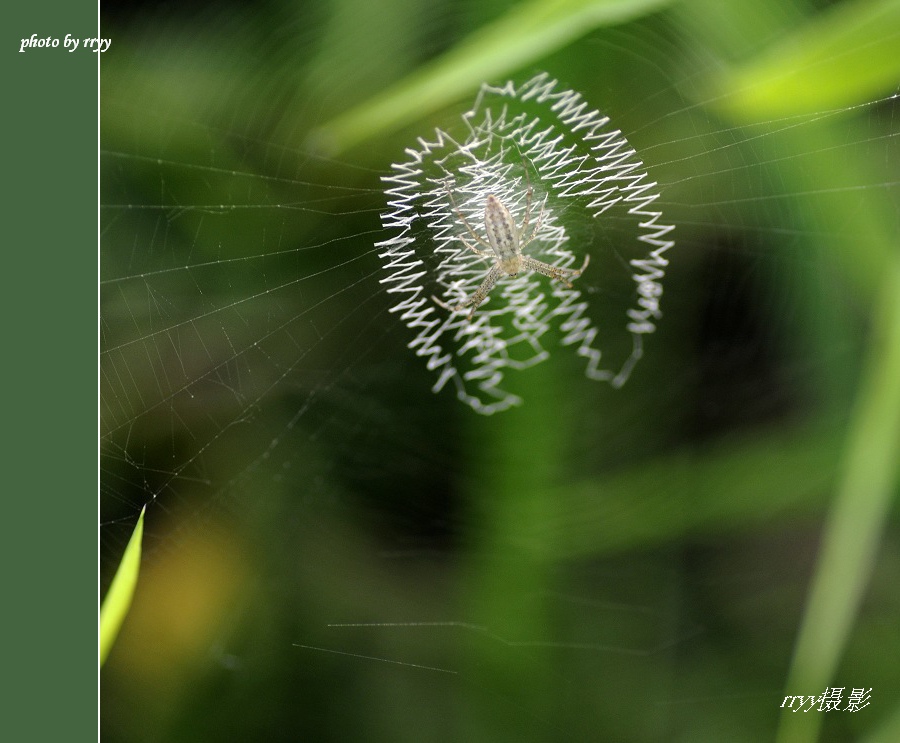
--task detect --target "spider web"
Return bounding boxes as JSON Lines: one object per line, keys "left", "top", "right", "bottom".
{"left": 379, "top": 73, "right": 674, "bottom": 413}
{"left": 100, "top": 2, "right": 899, "bottom": 741}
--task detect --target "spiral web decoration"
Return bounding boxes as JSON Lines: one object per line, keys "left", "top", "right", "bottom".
{"left": 377, "top": 72, "right": 674, "bottom": 414}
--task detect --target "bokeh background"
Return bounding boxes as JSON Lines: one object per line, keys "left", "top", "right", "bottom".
{"left": 100, "top": 0, "right": 900, "bottom": 741}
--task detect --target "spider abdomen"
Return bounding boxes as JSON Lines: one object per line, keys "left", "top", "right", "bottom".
{"left": 483, "top": 195, "right": 520, "bottom": 267}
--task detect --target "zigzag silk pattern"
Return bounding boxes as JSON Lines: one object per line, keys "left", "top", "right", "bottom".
{"left": 378, "top": 73, "right": 674, "bottom": 414}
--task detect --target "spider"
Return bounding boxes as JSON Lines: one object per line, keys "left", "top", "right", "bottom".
{"left": 432, "top": 175, "right": 589, "bottom": 320}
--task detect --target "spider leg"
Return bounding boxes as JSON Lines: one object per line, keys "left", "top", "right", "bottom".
{"left": 456, "top": 235, "right": 493, "bottom": 259}
{"left": 462, "top": 264, "right": 504, "bottom": 319}
{"left": 443, "top": 181, "right": 492, "bottom": 251}
{"left": 521, "top": 166, "right": 534, "bottom": 231}
{"left": 517, "top": 194, "right": 547, "bottom": 251}
{"left": 521, "top": 254, "right": 590, "bottom": 288}
{"left": 517, "top": 158, "right": 547, "bottom": 246}
{"left": 432, "top": 264, "right": 504, "bottom": 320}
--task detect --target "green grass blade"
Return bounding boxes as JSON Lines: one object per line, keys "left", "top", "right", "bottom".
{"left": 309, "top": 0, "right": 673, "bottom": 154}
{"left": 714, "top": 0, "right": 900, "bottom": 120}
{"left": 776, "top": 260, "right": 900, "bottom": 743}
{"left": 99, "top": 507, "right": 145, "bottom": 666}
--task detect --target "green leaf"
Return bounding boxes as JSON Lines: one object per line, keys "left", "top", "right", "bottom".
{"left": 308, "top": 0, "right": 673, "bottom": 154}
{"left": 714, "top": 0, "right": 900, "bottom": 120}
{"left": 99, "top": 507, "right": 145, "bottom": 666}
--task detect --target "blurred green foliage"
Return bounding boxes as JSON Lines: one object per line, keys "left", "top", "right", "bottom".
{"left": 100, "top": 0, "right": 899, "bottom": 741}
